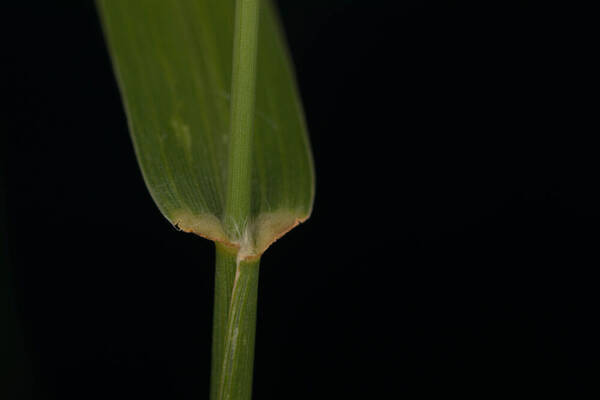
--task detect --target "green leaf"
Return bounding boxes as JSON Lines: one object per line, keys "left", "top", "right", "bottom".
{"left": 97, "top": 0, "right": 314, "bottom": 258}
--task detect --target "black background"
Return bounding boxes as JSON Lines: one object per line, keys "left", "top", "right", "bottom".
{"left": 1, "top": 0, "right": 596, "bottom": 399}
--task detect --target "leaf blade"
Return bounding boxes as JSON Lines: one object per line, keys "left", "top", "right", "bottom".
{"left": 97, "top": 0, "right": 314, "bottom": 255}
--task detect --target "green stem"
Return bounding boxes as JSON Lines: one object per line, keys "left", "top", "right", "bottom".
{"left": 224, "top": 0, "right": 261, "bottom": 238}
{"left": 212, "top": 1, "right": 261, "bottom": 399}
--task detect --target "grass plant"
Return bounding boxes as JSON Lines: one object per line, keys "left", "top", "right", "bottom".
{"left": 96, "top": 1, "right": 315, "bottom": 399}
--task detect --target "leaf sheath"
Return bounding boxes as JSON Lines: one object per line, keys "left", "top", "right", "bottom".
{"left": 217, "top": 257, "right": 260, "bottom": 400}
{"left": 211, "top": 243, "right": 238, "bottom": 400}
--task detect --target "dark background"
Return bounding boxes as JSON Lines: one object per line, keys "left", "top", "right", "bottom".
{"left": 1, "top": 0, "right": 596, "bottom": 398}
